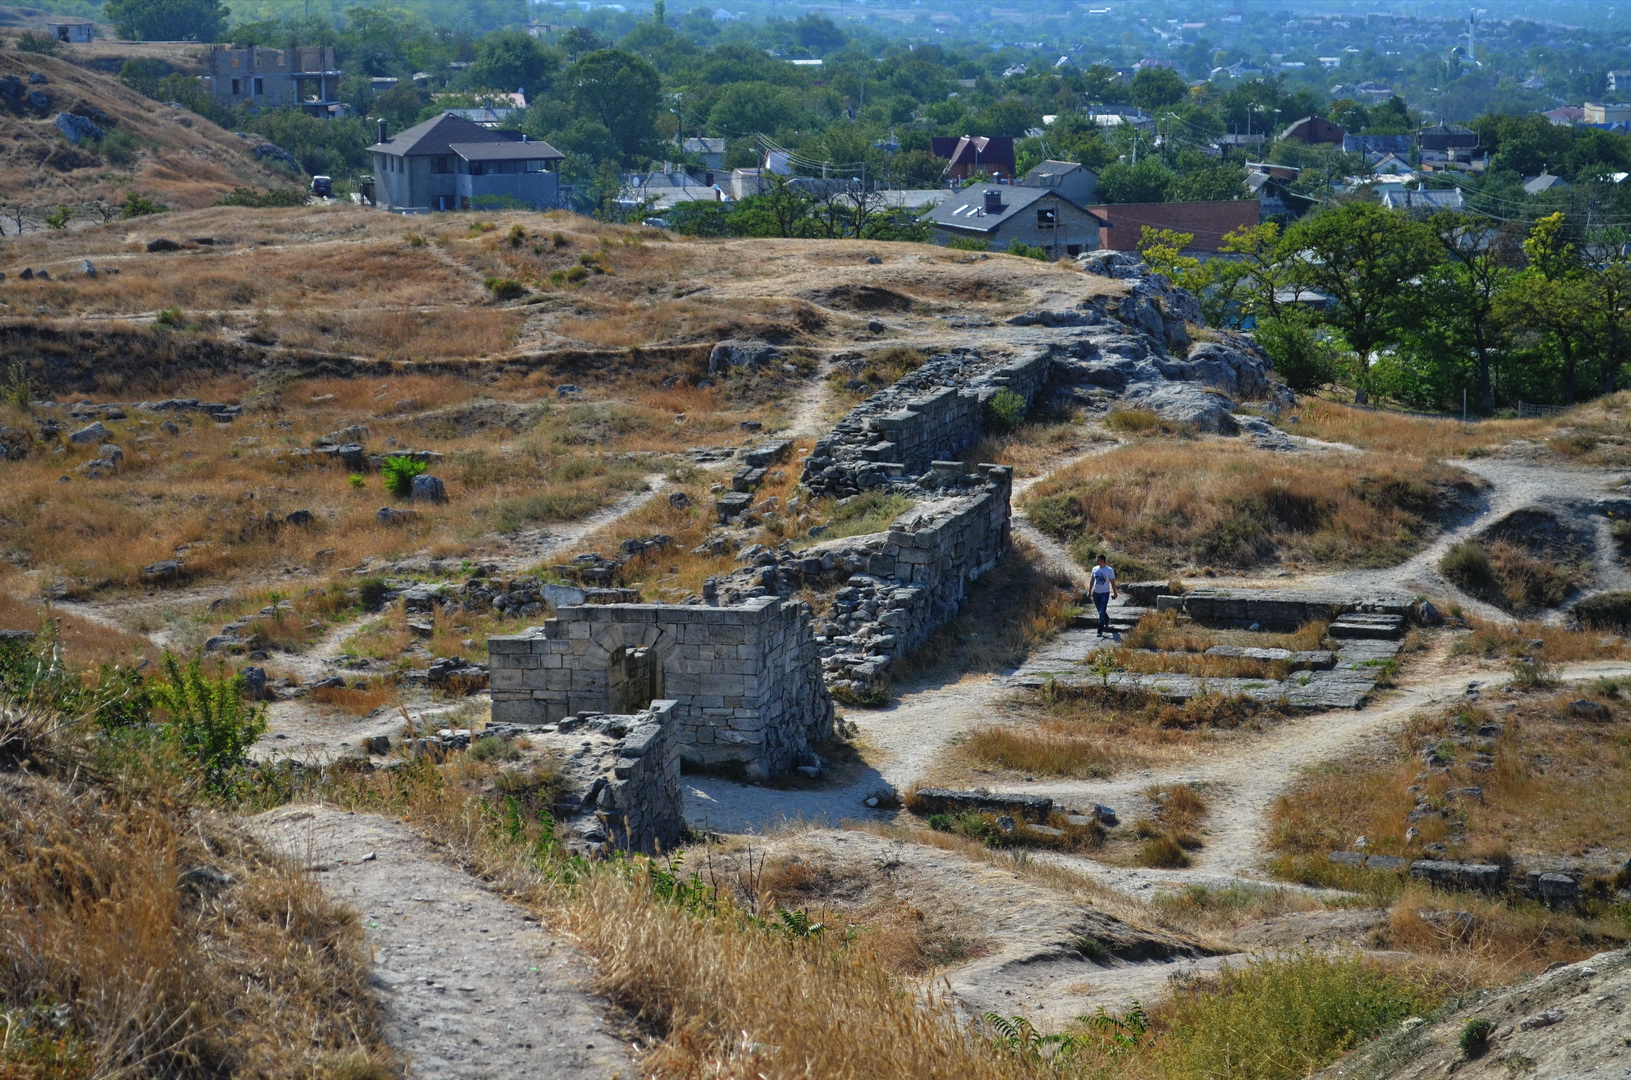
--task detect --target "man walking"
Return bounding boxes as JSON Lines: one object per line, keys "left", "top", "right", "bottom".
{"left": 1090, "top": 554, "right": 1117, "bottom": 636}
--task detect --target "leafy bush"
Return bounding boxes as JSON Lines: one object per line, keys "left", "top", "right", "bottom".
{"left": 44, "top": 205, "right": 72, "bottom": 230}
{"left": 1005, "top": 242, "right": 1051, "bottom": 261}
{"left": 120, "top": 192, "right": 166, "bottom": 218}
{"left": 150, "top": 654, "right": 266, "bottom": 796}
{"left": 1574, "top": 591, "right": 1631, "bottom": 631}
{"left": 506, "top": 223, "right": 527, "bottom": 247}
{"left": 15, "top": 30, "right": 62, "bottom": 55}
{"left": 1256, "top": 314, "right": 1339, "bottom": 394}
{"left": 986, "top": 387, "right": 1027, "bottom": 434}
{"left": 381, "top": 454, "right": 428, "bottom": 497}
{"left": 97, "top": 128, "right": 140, "bottom": 168}
{"left": 217, "top": 186, "right": 307, "bottom": 208}
{"left": 947, "top": 237, "right": 990, "bottom": 251}
{"left": 484, "top": 276, "right": 527, "bottom": 300}
{"left": 404, "top": 232, "right": 426, "bottom": 247}
{"left": 154, "top": 307, "right": 186, "bottom": 329}
{"left": 357, "top": 577, "right": 391, "bottom": 609}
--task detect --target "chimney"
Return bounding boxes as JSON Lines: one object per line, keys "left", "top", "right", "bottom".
{"left": 983, "top": 189, "right": 1003, "bottom": 213}
{"left": 377, "top": 118, "right": 387, "bottom": 144}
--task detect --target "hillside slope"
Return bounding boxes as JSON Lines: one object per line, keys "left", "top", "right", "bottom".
{"left": 0, "top": 50, "right": 292, "bottom": 216}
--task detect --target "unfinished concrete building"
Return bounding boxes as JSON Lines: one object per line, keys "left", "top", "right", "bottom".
{"left": 208, "top": 45, "right": 343, "bottom": 116}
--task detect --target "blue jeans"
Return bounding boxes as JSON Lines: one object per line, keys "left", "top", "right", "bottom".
{"left": 1094, "top": 591, "right": 1111, "bottom": 633}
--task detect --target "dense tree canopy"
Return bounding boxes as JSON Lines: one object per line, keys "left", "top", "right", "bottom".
{"left": 105, "top": 0, "right": 230, "bottom": 41}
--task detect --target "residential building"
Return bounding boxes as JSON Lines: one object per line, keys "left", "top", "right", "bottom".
{"left": 623, "top": 169, "right": 721, "bottom": 210}
{"left": 1418, "top": 122, "right": 1479, "bottom": 154}
{"left": 207, "top": 44, "right": 343, "bottom": 116}
{"left": 1584, "top": 102, "right": 1631, "bottom": 125}
{"left": 1611, "top": 71, "right": 1631, "bottom": 94}
{"left": 1378, "top": 187, "right": 1464, "bottom": 214}
{"left": 367, "top": 113, "right": 564, "bottom": 213}
{"left": 680, "top": 137, "right": 726, "bottom": 170}
{"left": 1278, "top": 115, "right": 1345, "bottom": 145}
{"left": 1369, "top": 153, "right": 1414, "bottom": 175}
{"left": 930, "top": 135, "right": 1017, "bottom": 180}
{"left": 1214, "top": 133, "right": 1266, "bottom": 158}
{"left": 1019, "top": 159, "right": 1098, "bottom": 205}
{"left": 927, "top": 186, "right": 1108, "bottom": 257}
{"left": 1344, "top": 133, "right": 1413, "bottom": 157}
{"left": 1543, "top": 105, "right": 1586, "bottom": 126}
{"left": 1090, "top": 200, "right": 1261, "bottom": 253}
{"left": 1523, "top": 172, "right": 1570, "bottom": 195}
{"left": 44, "top": 18, "right": 93, "bottom": 43}
{"left": 1246, "top": 172, "right": 1315, "bottom": 219}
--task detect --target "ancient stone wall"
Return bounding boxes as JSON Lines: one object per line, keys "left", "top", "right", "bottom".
{"left": 494, "top": 699, "right": 683, "bottom": 855}
{"left": 802, "top": 349, "right": 1050, "bottom": 497}
{"left": 489, "top": 596, "right": 832, "bottom": 779}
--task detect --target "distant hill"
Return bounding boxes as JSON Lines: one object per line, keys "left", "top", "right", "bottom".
{"left": 0, "top": 49, "right": 294, "bottom": 222}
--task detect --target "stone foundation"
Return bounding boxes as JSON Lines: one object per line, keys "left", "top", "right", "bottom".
{"left": 490, "top": 597, "right": 832, "bottom": 779}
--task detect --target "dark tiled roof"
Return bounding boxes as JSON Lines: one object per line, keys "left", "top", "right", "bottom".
{"left": 928, "top": 187, "right": 1106, "bottom": 233}
{"left": 450, "top": 140, "right": 563, "bottom": 161}
{"left": 369, "top": 112, "right": 520, "bottom": 157}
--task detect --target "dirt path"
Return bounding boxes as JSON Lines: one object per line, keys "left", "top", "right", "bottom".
{"left": 249, "top": 805, "right": 638, "bottom": 1080}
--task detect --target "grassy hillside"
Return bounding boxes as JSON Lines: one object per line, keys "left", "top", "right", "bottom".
{"left": 0, "top": 50, "right": 292, "bottom": 218}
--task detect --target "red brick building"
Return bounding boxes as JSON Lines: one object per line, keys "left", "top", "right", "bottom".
{"left": 1090, "top": 200, "right": 1262, "bottom": 253}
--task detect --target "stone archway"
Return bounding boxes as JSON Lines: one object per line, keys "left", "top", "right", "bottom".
{"left": 583, "top": 622, "right": 678, "bottom": 715}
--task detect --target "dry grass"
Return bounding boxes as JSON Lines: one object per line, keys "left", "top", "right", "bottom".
{"left": 1451, "top": 618, "right": 1631, "bottom": 662}
{"left": 1120, "top": 610, "right": 1331, "bottom": 655}
{"left": 310, "top": 680, "right": 399, "bottom": 716}
{"left": 1021, "top": 440, "right": 1473, "bottom": 576}
{"left": 1439, "top": 539, "right": 1586, "bottom": 616}
{"left": 1267, "top": 689, "right": 1631, "bottom": 970}
{"left": 961, "top": 414, "right": 1108, "bottom": 483}
{"left": 1284, "top": 398, "right": 1546, "bottom": 458}
{"left": 0, "top": 747, "right": 390, "bottom": 1078}
{"left": 958, "top": 682, "right": 1289, "bottom": 781}
{"left": 0, "top": 593, "right": 157, "bottom": 670}
{"left": 0, "top": 51, "right": 289, "bottom": 215}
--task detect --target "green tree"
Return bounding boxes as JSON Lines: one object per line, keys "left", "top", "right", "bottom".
{"left": 1429, "top": 212, "right": 1523, "bottom": 413}
{"left": 1097, "top": 159, "right": 1176, "bottom": 204}
{"left": 466, "top": 29, "right": 560, "bottom": 94}
{"left": 104, "top": 0, "right": 229, "bottom": 42}
{"left": 1505, "top": 212, "right": 1590, "bottom": 403}
{"left": 1129, "top": 66, "right": 1189, "bottom": 111}
{"left": 1282, "top": 202, "right": 1442, "bottom": 403}
{"left": 565, "top": 49, "right": 661, "bottom": 161}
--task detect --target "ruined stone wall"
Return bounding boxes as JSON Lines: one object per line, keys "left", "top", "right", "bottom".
{"left": 503, "top": 699, "right": 683, "bottom": 855}
{"left": 489, "top": 596, "right": 832, "bottom": 779}
{"left": 802, "top": 349, "right": 1051, "bottom": 497}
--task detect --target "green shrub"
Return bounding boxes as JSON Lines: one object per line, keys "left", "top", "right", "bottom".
{"left": 1575, "top": 591, "right": 1631, "bottom": 631}
{"left": 44, "top": 205, "right": 72, "bottom": 230}
{"left": 506, "top": 223, "right": 527, "bottom": 247}
{"left": 217, "top": 186, "right": 307, "bottom": 208}
{"left": 470, "top": 735, "right": 521, "bottom": 762}
{"left": 947, "top": 237, "right": 990, "bottom": 251}
{"left": 986, "top": 387, "right": 1027, "bottom": 434}
{"left": 1440, "top": 541, "right": 1494, "bottom": 594}
{"left": 348, "top": 473, "right": 366, "bottom": 489}
{"left": 483, "top": 277, "right": 527, "bottom": 300}
{"left": 154, "top": 307, "right": 186, "bottom": 329}
{"left": 95, "top": 129, "right": 141, "bottom": 168}
{"left": 381, "top": 455, "right": 428, "bottom": 497}
{"left": 120, "top": 192, "right": 166, "bottom": 218}
{"left": 404, "top": 232, "right": 426, "bottom": 247}
{"left": 357, "top": 577, "right": 391, "bottom": 609}
{"left": 1256, "top": 314, "right": 1339, "bottom": 394}
{"left": 1459, "top": 1017, "right": 1494, "bottom": 1059}
{"left": 150, "top": 654, "right": 266, "bottom": 796}
{"left": 15, "top": 30, "right": 62, "bottom": 55}
{"left": 1005, "top": 242, "right": 1051, "bottom": 261}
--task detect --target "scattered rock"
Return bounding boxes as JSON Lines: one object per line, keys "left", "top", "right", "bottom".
{"left": 708, "top": 339, "right": 778, "bottom": 374}
{"left": 285, "top": 509, "right": 314, "bottom": 526}
{"left": 1569, "top": 699, "right": 1612, "bottom": 720}
{"left": 376, "top": 506, "right": 419, "bottom": 525}
{"left": 410, "top": 474, "right": 447, "bottom": 503}
{"left": 67, "top": 420, "right": 107, "bottom": 445}
{"left": 140, "top": 559, "right": 182, "bottom": 582}
{"left": 241, "top": 666, "right": 269, "bottom": 701}
{"left": 53, "top": 111, "right": 105, "bottom": 144}
{"left": 145, "top": 238, "right": 181, "bottom": 253}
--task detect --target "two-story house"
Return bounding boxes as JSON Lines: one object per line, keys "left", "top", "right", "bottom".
{"left": 368, "top": 113, "right": 564, "bottom": 213}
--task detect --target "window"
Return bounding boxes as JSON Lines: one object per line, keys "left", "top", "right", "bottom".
{"left": 230, "top": 78, "right": 241, "bottom": 95}
{"left": 252, "top": 77, "right": 264, "bottom": 96}
{"left": 1036, "top": 207, "right": 1057, "bottom": 226}
{"left": 432, "top": 156, "right": 451, "bottom": 174}
{"left": 522, "top": 159, "right": 546, "bottom": 173}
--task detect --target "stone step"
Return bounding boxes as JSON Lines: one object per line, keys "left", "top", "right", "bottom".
{"left": 1329, "top": 614, "right": 1405, "bottom": 640}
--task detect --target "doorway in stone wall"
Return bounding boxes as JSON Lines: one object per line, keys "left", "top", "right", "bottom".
{"left": 607, "top": 645, "right": 663, "bottom": 715}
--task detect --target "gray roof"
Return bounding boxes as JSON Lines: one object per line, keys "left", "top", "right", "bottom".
{"left": 1025, "top": 159, "right": 1091, "bottom": 180}
{"left": 928, "top": 186, "right": 1105, "bottom": 234}
{"left": 1378, "top": 188, "right": 1464, "bottom": 211}
{"left": 450, "top": 140, "right": 563, "bottom": 161}
{"left": 1523, "top": 172, "right": 1568, "bottom": 195}
{"left": 370, "top": 112, "right": 522, "bottom": 157}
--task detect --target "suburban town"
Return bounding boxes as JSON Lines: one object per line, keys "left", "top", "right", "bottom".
{"left": 2, "top": 1, "right": 1631, "bottom": 1078}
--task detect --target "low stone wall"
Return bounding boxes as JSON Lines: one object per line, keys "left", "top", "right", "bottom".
{"left": 802, "top": 348, "right": 1051, "bottom": 497}
{"left": 499, "top": 700, "right": 683, "bottom": 855}
{"left": 490, "top": 596, "right": 832, "bottom": 779}
{"left": 1154, "top": 588, "right": 1417, "bottom": 630}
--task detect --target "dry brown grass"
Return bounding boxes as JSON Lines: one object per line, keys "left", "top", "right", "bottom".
{"left": 959, "top": 683, "right": 1289, "bottom": 781}
{"left": 1285, "top": 398, "right": 1547, "bottom": 458}
{"left": 1267, "top": 689, "right": 1631, "bottom": 970}
{"left": 0, "top": 593, "right": 157, "bottom": 669}
{"left": 310, "top": 680, "right": 399, "bottom": 716}
{"left": 1451, "top": 618, "right": 1631, "bottom": 662}
{"left": 1021, "top": 440, "right": 1473, "bottom": 576}
{"left": 0, "top": 51, "right": 289, "bottom": 215}
{"left": 0, "top": 762, "right": 390, "bottom": 1078}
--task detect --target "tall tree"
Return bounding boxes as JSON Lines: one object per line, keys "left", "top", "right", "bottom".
{"left": 105, "top": 0, "right": 229, "bottom": 42}
{"left": 1281, "top": 203, "right": 1442, "bottom": 403}
{"left": 1429, "top": 212, "right": 1523, "bottom": 413}
{"left": 1505, "top": 212, "right": 1591, "bottom": 404}
{"left": 565, "top": 49, "right": 661, "bottom": 161}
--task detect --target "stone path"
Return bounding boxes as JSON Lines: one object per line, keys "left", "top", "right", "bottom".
{"left": 249, "top": 805, "right": 638, "bottom": 1080}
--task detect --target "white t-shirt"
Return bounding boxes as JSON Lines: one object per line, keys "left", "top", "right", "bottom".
{"left": 1091, "top": 564, "right": 1115, "bottom": 595}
